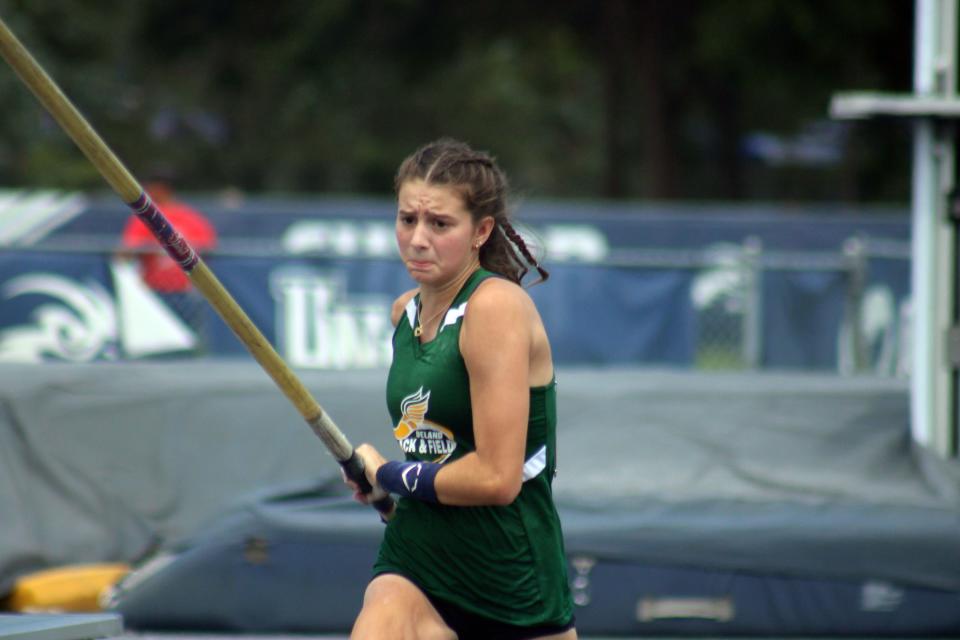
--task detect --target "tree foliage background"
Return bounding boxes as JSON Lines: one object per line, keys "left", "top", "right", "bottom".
{"left": 0, "top": 0, "right": 914, "bottom": 202}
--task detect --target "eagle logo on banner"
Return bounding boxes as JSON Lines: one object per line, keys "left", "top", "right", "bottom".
{"left": 0, "top": 263, "right": 196, "bottom": 363}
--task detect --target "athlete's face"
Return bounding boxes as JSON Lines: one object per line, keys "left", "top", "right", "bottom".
{"left": 396, "top": 179, "right": 491, "bottom": 286}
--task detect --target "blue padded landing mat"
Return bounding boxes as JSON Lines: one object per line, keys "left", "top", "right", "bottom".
{"left": 106, "top": 482, "right": 960, "bottom": 637}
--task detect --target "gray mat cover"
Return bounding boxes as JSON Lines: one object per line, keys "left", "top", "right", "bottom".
{"left": 1, "top": 362, "right": 958, "bottom": 595}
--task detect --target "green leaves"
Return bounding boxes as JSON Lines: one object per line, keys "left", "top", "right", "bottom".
{"left": 0, "top": 0, "right": 912, "bottom": 202}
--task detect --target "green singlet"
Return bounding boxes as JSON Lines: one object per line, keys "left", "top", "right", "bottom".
{"left": 374, "top": 268, "right": 574, "bottom": 627}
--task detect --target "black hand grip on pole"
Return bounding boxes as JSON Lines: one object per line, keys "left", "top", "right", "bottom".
{"left": 340, "top": 452, "right": 396, "bottom": 515}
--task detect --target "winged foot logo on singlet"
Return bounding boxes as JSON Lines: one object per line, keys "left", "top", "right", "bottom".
{"left": 393, "top": 387, "right": 457, "bottom": 462}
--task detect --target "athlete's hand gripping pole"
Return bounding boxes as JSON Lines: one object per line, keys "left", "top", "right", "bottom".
{"left": 0, "top": 16, "right": 394, "bottom": 519}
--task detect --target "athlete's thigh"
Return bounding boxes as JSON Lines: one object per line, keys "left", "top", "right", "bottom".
{"left": 351, "top": 573, "right": 456, "bottom": 640}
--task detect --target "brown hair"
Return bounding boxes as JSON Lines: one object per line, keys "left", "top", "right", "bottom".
{"left": 394, "top": 138, "right": 548, "bottom": 286}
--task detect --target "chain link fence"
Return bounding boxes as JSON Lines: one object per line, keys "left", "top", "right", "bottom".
{"left": 604, "top": 235, "right": 910, "bottom": 373}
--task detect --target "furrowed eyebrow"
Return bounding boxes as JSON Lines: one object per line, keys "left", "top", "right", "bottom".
{"left": 398, "top": 209, "right": 454, "bottom": 220}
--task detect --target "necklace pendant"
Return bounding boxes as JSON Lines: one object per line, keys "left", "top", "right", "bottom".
{"left": 414, "top": 325, "right": 423, "bottom": 337}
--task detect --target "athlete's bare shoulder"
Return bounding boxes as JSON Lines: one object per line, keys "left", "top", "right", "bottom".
{"left": 464, "top": 277, "right": 538, "bottom": 335}
{"left": 471, "top": 276, "right": 533, "bottom": 310}
{"left": 391, "top": 288, "right": 419, "bottom": 327}
{"left": 469, "top": 275, "right": 554, "bottom": 385}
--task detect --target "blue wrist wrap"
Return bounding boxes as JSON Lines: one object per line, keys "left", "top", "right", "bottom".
{"left": 376, "top": 460, "right": 441, "bottom": 503}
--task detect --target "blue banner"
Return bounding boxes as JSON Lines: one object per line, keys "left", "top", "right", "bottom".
{"left": 533, "top": 266, "right": 695, "bottom": 365}
{"left": 0, "top": 197, "right": 912, "bottom": 370}
{"left": 763, "top": 270, "right": 847, "bottom": 368}
{"left": 0, "top": 252, "right": 697, "bottom": 367}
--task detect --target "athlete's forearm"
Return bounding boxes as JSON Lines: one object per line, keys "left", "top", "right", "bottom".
{"left": 433, "top": 451, "right": 522, "bottom": 506}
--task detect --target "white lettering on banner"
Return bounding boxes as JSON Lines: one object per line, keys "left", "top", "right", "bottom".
{"left": 540, "top": 225, "right": 609, "bottom": 262}
{"left": 283, "top": 221, "right": 397, "bottom": 257}
{"left": 282, "top": 220, "right": 610, "bottom": 262}
{"left": 271, "top": 268, "right": 393, "bottom": 369}
{"left": 691, "top": 243, "right": 744, "bottom": 309}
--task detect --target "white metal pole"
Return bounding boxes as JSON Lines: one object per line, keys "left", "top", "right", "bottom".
{"left": 911, "top": 0, "right": 936, "bottom": 447}
{"left": 910, "top": 0, "right": 957, "bottom": 455}
{"left": 942, "top": 0, "right": 960, "bottom": 458}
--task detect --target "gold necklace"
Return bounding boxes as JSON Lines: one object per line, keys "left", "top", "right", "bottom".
{"left": 414, "top": 261, "right": 478, "bottom": 337}
{"left": 414, "top": 301, "right": 450, "bottom": 337}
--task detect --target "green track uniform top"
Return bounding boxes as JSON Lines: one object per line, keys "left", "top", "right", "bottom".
{"left": 374, "top": 268, "right": 573, "bottom": 627}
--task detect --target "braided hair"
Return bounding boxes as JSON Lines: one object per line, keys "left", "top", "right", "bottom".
{"left": 394, "top": 138, "right": 548, "bottom": 286}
